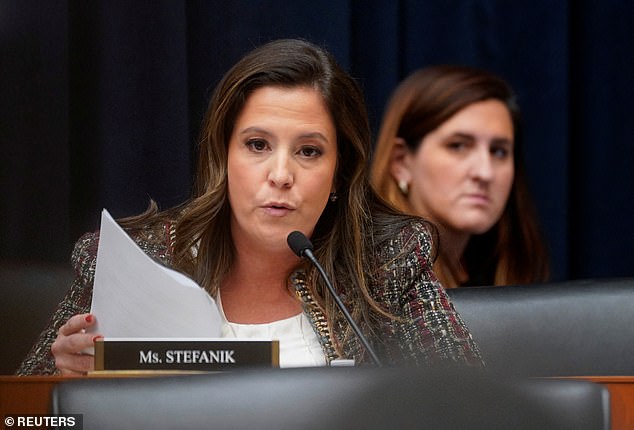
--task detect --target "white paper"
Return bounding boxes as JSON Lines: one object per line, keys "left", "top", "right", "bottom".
{"left": 89, "top": 209, "right": 222, "bottom": 338}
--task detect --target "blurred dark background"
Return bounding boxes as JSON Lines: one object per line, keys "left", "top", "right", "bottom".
{"left": 2, "top": 0, "right": 633, "bottom": 282}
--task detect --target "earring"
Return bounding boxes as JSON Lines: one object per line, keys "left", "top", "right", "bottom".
{"left": 329, "top": 192, "right": 338, "bottom": 202}
{"left": 398, "top": 180, "right": 409, "bottom": 195}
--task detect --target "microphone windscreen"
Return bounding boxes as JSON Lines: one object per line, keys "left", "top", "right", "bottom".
{"left": 287, "top": 231, "right": 313, "bottom": 257}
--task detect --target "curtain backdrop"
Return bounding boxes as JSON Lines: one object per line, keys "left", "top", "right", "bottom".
{"left": 2, "top": 0, "right": 632, "bottom": 281}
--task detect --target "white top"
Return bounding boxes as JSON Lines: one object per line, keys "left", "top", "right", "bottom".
{"left": 217, "top": 294, "right": 327, "bottom": 368}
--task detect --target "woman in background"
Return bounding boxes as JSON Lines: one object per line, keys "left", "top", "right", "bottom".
{"left": 18, "top": 40, "right": 482, "bottom": 375}
{"left": 371, "top": 65, "right": 549, "bottom": 288}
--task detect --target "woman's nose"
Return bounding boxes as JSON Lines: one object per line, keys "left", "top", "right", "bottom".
{"left": 267, "top": 153, "right": 294, "bottom": 188}
{"left": 470, "top": 149, "right": 494, "bottom": 182}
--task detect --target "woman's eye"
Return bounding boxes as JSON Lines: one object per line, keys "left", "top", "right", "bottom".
{"left": 491, "top": 146, "right": 510, "bottom": 159}
{"left": 298, "top": 146, "right": 322, "bottom": 158}
{"left": 246, "top": 139, "right": 268, "bottom": 152}
{"left": 447, "top": 141, "right": 468, "bottom": 151}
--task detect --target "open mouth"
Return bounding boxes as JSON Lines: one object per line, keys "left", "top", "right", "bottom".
{"left": 264, "top": 201, "right": 294, "bottom": 210}
{"left": 262, "top": 203, "right": 294, "bottom": 217}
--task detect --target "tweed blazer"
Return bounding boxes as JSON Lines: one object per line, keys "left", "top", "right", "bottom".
{"left": 17, "top": 218, "right": 482, "bottom": 375}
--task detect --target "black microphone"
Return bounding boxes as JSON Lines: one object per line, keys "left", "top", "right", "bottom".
{"left": 287, "top": 231, "right": 383, "bottom": 367}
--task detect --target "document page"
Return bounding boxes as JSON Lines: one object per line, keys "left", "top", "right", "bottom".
{"left": 89, "top": 209, "right": 222, "bottom": 338}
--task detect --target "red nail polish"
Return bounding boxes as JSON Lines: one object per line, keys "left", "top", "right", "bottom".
{"left": 92, "top": 335, "right": 103, "bottom": 343}
{"left": 85, "top": 315, "right": 93, "bottom": 323}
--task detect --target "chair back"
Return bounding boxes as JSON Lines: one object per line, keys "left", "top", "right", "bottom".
{"left": 447, "top": 278, "right": 634, "bottom": 376}
{"left": 50, "top": 367, "right": 609, "bottom": 430}
{"left": 0, "top": 261, "right": 72, "bottom": 374}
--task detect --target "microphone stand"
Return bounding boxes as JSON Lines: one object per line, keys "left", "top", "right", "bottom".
{"left": 302, "top": 248, "right": 383, "bottom": 367}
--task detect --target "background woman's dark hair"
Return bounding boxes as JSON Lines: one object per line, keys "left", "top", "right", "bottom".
{"left": 371, "top": 65, "right": 549, "bottom": 287}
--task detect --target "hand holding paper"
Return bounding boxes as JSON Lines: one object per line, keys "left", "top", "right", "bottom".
{"left": 89, "top": 209, "right": 222, "bottom": 338}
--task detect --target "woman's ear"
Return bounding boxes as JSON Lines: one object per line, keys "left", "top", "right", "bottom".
{"left": 389, "top": 138, "right": 413, "bottom": 187}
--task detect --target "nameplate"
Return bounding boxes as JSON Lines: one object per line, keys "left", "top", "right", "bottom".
{"left": 94, "top": 338, "right": 279, "bottom": 371}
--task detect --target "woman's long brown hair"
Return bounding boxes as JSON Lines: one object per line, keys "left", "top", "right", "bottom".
{"left": 122, "top": 39, "right": 417, "bottom": 353}
{"left": 371, "top": 65, "right": 549, "bottom": 287}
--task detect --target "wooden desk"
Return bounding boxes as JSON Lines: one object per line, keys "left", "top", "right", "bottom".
{"left": 0, "top": 373, "right": 181, "bottom": 416}
{"left": 2, "top": 375, "right": 634, "bottom": 429}
{"left": 1, "top": 376, "right": 67, "bottom": 415}
{"left": 578, "top": 376, "right": 634, "bottom": 430}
